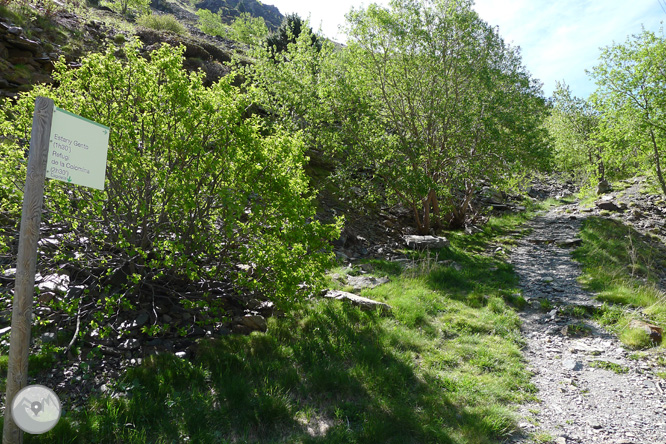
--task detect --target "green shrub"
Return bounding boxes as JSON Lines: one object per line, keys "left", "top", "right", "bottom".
{"left": 230, "top": 12, "right": 268, "bottom": 45}
{"left": 196, "top": 8, "right": 228, "bottom": 37}
{"left": 137, "top": 13, "right": 186, "bottom": 34}
{"left": 0, "top": 39, "right": 339, "bottom": 312}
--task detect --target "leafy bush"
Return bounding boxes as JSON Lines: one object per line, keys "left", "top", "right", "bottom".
{"left": 102, "top": 0, "right": 149, "bottom": 16}
{"left": 0, "top": 40, "right": 339, "bottom": 308}
{"left": 265, "top": 14, "right": 321, "bottom": 55}
{"left": 136, "top": 13, "right": 187, "bottom": 34}
{"left": 196, "top": 8, "right": 228, "bottom": 38}
{"left": 230, "top": 12, "right": 268, "bottom": 45}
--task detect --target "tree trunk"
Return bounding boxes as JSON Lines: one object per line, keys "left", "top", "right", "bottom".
{"left": 412, "top": 202, "right": 428, "bottom": 235}
{"left": 422, "top": 193, "right": 431, "bottom": 235}
{"left": 429, "top": 190, "right": 442, "bottom": 230}
{"left": 649, "top": 128, "right": 666, "bottom": 196}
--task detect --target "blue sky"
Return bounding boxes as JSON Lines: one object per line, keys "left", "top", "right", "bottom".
{"left": 264, "top": 0, "right": 665, "bottom": 99}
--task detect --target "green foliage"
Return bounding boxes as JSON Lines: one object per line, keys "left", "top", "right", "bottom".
{"left": 590, "top": 27, "right": 666, "bottom": 196}
{"left": 103, "top": 0, "right": 149, "bottom": 16}
{"left": 0, "top": 40, "right": 339, "bottom": 310}
{"left": 247, "top": 0, "right": 549, "bottom": 235}
{"left": 136, "top": 13, "right": 187, "bottom": 34}
{"left": 620, "top": 327, "right": 655, "bottom": 349}
{"left": 335, "top": 0, "right": 549, "bottom": 232}
{"left": 196, "top": 8, "right": 229, "bottom": 38}
{"left": 230, "top": 12, "right": 268, "bottom": 45}
{"left": 546, "top": 81, "right": 603, "bottom": 185}
{"left": 245, "top": 23, "right": 333, "bottom": 150}
{"left": 265, "top": 13, "right": 321, "bottom": 55}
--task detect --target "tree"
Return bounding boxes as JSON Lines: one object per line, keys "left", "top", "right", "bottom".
{"left": 106, "top": 0, "right": 149, "bottom": 16}
{"left": 265, "top": 13, "right": 322, "bottom": 56}
{"left": 590, "top": 28, "right": 666, "bottom": 195}
{"left": 196, "top": 8, "right": 227, "bottom": 37}
{"left": 246, "top": 22, "right": 334, "bottom": 151}
{"left": 546, "top": 81, "right": 603, "bottom": 184}
{"left": 334, "top": 0, "right": 548, "bottom": 232}
{"left": 230, "top": 12, "right": 268, "bottom": 45}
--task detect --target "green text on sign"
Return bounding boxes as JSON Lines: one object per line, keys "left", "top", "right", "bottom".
{"left": 46, "top": 106, "right": 110, "bottom": 190}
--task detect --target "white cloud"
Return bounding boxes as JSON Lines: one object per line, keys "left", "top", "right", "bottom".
{"left": 474, "top": 0, "right": 665, "bottom": 97}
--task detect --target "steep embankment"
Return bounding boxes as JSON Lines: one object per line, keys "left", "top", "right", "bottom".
{"left": 0, "top": 0, "right": 282, "bottom": 100}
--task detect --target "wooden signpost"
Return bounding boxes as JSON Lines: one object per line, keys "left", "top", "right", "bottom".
{"left": 2, "top": 97, "right": 109, "bottom": 443}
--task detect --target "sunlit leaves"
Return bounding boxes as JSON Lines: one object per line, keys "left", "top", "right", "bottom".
{"left": 0, "top": 39, "right": 339, "bottom": 306}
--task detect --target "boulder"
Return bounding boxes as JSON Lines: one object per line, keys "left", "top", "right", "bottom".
{"left": 404, "top": 235, "right": 450, "bottom": 250}
{"left": 239, "top": 314, "right": 267, "bottom": 332}
{"left": 36, "top": 273, "right": 69, "bottom": 294}
{"left": 596, "top": 179, "right": 612, "bottom": 195}
{"left": 324, "top": 290, "right": 392, "bottom": 314}
{"left": 595, "top": 200, "right": 622, "bottom": 212}
{"left": 627, "top": 319, "right": 663, "bottom": 344}
{"left": 346, "top": 275, "right": 389, "bottom": 292}
{"left": 556, "top": 238, "right": 583, "bottom": 248}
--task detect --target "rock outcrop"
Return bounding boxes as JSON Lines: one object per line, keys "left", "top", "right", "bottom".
{"left": 0, "top": 21, "right": 55, "bottom": 99}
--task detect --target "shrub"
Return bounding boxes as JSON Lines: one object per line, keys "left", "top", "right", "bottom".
{"left": 136, "top": 13, "right": 187, "bottom": 34}
{"left": 229, "top": 12, "right": 268, "bottom": 45}
{"left": 196, "top": 8, "right": 228, "bottom": 38}
{"left": 0, "top": 39, "right": 339, "bottom": 309}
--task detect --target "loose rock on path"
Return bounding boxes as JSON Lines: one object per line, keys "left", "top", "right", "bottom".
{"left": 508, "top": 202, "right": 666, "bottom": 444}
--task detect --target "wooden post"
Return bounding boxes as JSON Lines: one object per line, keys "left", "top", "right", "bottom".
{"left": 3, "top": 97, "right": 53, "bottom": 444}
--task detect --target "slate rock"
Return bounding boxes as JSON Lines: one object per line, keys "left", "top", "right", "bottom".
{"left": 596, "top": 179, "right": 612, "bottom": 195}
{"left": 596, "top": 200, "right": 623, "bottom": 212}
{"left": 239, "top": 314, "right": 267, "bottom": 332}
{"left": 562, "top": 359, "right": 583, "bottom": 371}
{"left": 134, "top": 311, "right": 149, "bottom": 328}
{"left": 346, "top": 275, "right": 389, "bottom": 291}
{"left": 324, "top": 290, "right": 392, "bottom": 315}
{"left": 557, "top": 238, "right": 583, "bottom": 248}
{"left": 404, "top": 235, "right": 450, "bottom": 250}
{"left": 41, "top": 332, "right": 56, "bottom": 343}
{"left": 118, "top": 338, "right": 140, "bottom": 351}
{"left": 36, "top": 273, "right": 69, "bottom": 294}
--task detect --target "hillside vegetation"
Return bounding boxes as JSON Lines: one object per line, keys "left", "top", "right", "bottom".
{"left": 0, "top": 0, "right": 665, "bottom": 442}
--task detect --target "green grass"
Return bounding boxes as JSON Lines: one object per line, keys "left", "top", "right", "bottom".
{"left": 137, "top": 13, "right": 187, "bottom": 34}
{"left": 572, "top": 216, "right": 666, "bottom": 347}
{"left": 588, "top": 360, "right": 629, "bottom": 374}
{"left": 0, "top": 214, "right": 536, "bottom": 443}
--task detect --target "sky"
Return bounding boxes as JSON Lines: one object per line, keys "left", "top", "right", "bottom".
{"left": 263, "top": 0, "right": 665, "bottom": 99}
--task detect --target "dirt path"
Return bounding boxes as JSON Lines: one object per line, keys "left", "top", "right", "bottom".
{"left": 508, "top": 203, "right": 666, "bottom": 444}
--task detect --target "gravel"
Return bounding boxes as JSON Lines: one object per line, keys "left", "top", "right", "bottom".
{"left": 507, "top": 202, "right": 666, "bottom": 444}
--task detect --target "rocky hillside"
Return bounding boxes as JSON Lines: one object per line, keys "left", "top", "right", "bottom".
{"left": 192, "top": 0, "right": 283, "bottom": 29}
{"left": 0, "top": 0, "right": 283, "bottom": 100}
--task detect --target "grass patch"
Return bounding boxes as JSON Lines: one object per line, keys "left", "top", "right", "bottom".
{"left": 0, "top": 213, "right": 536, "bottom": 443}
{"left": 573, "top": 216, "right": 666, "bottom": 347}
{"left": 588, "top": 360, "right": 629, "bottom": 374}
{"left": 137, "top": 13, "right": 187, "bottom": 34}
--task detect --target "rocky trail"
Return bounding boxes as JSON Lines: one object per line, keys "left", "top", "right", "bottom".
{"left": 508, "top": 198, "right": 666, "bottom": 444}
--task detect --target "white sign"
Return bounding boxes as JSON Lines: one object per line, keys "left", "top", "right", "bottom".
{"left": 46, "top": 106, "right": 109, "bottom": 190}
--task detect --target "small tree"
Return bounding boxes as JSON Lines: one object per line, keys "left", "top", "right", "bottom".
{"left": 197, "top": 8, "right": 228, "bottom": 37}
{"left": 546, "top": 81, "right": 603, "bottom": 184}
{"left": 230, "top": 12, "right": 268, "bottom": 45}
{"left": 106, "top": 0, "right": 149, "bottom": 16}
{"left": 590, "top": 28, "right": 666, "bottom": 195}
{"left": 265, "top": 13, "right": 321, "bottom": 56}
{"left": 337, "top": 0, "right": 548, "bottom": 232}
